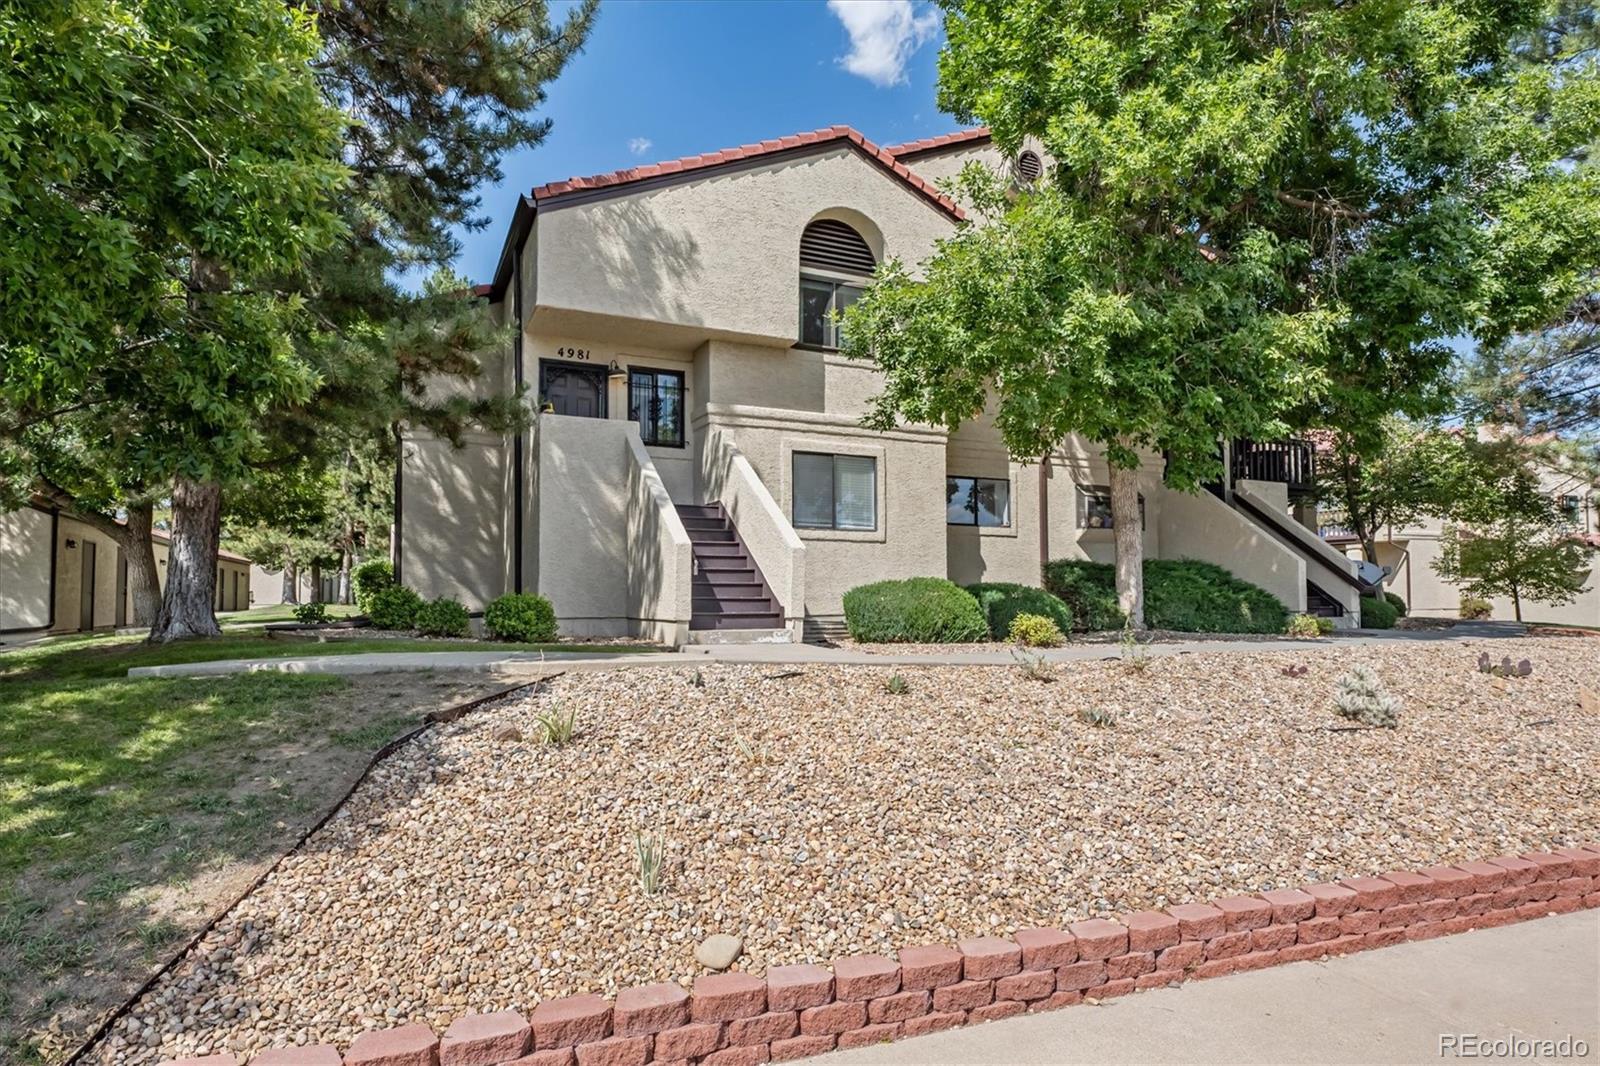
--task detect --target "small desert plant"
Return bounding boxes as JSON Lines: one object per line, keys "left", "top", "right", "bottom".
{"left": 1460, "top": 596, "right": 1493, "bottom": 620}
{"left": 484, "top": 592, "right": 558, "bottom": 642}
{"left": 1119, "top": 619, "right": 1150, "bottom": 673}
{"left": 1008, "top": 612, "right": 1063, "bottom": 648}
{"left": 534, "top": 704, "right": 578, "bottom": 745}
{"left": 1012, "top": 647, "right": 1055, "bottom": 682}
{"left": 1332, "top": 664, "right": 1401, "bottom": 728}
{"left": 1477, "top": 652, "right": 1532, "bottom": 678}
{"left": 1284, "top": 613, "right": 1325, "bottom": 638}
{"left": 634, "top": 830, "right": 664, "bottom": 896}
{"left": 885, "top": 673, "right": 911, "bottom": 695}
{"left": 1282, "top": 663, "right": 1309, "bottom": 678}
{"left": 689, "top": 668, "right": 705, "bottom": 688}
{"left": 414, "top": 596, "right": 470, "bottom": 637}
{"left": 366, "top": 584, "right": 423, "bottom": 630}
{"left": 1077, "top": 706, "right": 1117, "bottom": 728}
{"left": 293, "top": 601, "right": 331, "bottom": 625}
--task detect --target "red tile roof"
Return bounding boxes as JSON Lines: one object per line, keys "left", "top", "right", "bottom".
{"left": 530, "top": 126, "right": 965, "bottom": 221}
{"left": 882, "top": 127, "right": 993, "bottom": 158}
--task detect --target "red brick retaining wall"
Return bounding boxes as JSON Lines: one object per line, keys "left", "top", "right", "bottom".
{"left": 161, "top": 846, "right": 1600, "bottom": 1066}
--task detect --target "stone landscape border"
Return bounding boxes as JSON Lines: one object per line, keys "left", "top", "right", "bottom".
{"left": 158, "top": 845, "right": 1600, "bottom": 1066}
{"left": 71, "top": 680, "right": 556, "bottom": 1066}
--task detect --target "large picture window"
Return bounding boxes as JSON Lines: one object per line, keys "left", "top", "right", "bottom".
{"left": 1077, "top": 486, "right": 1145, "bottom": 529}
{"left": 947, "top": 476, "right": 1010, "bottom": 527}
{"left": 627, "top": 368, "right": 685, "bottom": 447}
{"left": 793, "top": 452, "right": 877, "bottom": 531}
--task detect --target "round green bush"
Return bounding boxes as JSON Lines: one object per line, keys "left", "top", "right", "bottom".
{"left": 1359, "top": 595, "right": 1399, "bottom": 629}
{"left": 293, "top": 601, "right": 331, "bottom": 625}
{"left": 484, "top": 592, "right": 558, "bottom": 642}
{"left": 1008, "top": 612, "right": 1063, "bottom": 647}
{"left": 415, "top": 596, "right": 470, "bottom": 638}
{"left": 352, "top": 559, "right": 395, "bottom": 611}
{"left": 1383, "top": 590, "right": 1407, "bottom": 616}
{"left": 1460, "top": 596, "right": 1493, "bottom": 620}
{"left": 367, "top": 584, "right": 422, "bottom": 630}
{"left": 966, "top": 582, "right": 1074, "bottom": 641}
{"left": 842, "top": 577, "right": 988, "bottom": 643}
{"left": 1284, "top": 613, "right": 1323, "bottom": 638}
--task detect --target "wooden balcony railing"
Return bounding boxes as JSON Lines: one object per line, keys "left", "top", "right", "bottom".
{"left": 1231, "top": 438, "right": 1316, "bottom": 497}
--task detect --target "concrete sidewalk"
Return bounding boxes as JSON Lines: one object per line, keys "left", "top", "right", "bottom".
{"left": 125, "top": 623, "right": 1527, "bottom": 678}
{"left": 815, "top": 910, "right": 1600, "bottom": 1065}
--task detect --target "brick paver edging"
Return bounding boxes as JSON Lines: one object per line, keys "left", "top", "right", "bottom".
{"left": 161, "top": 846, "right": 1600, "bottom": 1066}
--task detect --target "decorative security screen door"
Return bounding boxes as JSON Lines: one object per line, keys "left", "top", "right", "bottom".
{"left": 539, "top": 361, "right": 608, "bottom": 419}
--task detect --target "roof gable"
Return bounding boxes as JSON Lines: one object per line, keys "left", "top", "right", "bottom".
{"left": 531, "top": 126, "right": 966, "bottom": 222}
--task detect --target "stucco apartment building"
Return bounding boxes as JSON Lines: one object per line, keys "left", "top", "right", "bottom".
{"left": 399, "top": 125, "right": 1371, "bottom": 645}
{"left": 0, "top": 502, "right": 253, "bottom": 637}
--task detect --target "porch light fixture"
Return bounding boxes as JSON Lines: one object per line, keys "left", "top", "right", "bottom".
{"left": 607, "top": 359, "right": 627, "bottom": 381}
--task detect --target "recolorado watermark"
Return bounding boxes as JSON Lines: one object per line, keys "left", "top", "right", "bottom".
{"left": 1441, "top": 1033, "right": 1591, "bottom": 1058}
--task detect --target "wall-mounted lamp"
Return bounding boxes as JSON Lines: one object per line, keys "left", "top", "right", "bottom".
{"left": 64, "top": 538, "right": 78, "bottom": 549}
{"left": 607, "top": 359, "right": 628, "bottom": 381}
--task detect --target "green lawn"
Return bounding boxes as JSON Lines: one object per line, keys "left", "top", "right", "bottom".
{"left": 218, "top": 602, "right": 361, "bottom": 626}
{"left": 0, "top": 626, "right": 654, "bottom": 1063}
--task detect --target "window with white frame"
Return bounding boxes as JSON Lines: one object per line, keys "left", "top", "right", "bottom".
{"left": 793, "top": 452, "right": 877, "bottom": 531}
{"left": 946, "top": 476, "right": 1010, "bottom": 527}
{"left": 1077, "top": 485, "right": 1145, "bottom": 529}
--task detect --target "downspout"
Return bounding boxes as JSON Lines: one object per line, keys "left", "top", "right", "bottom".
{"left": 1037, "top": 456, "right": 1050, "bottom": 575}
{"left": 512, "top": 228, "right": 525, "bottom": 594}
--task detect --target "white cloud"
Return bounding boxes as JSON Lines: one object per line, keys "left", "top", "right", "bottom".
{"left": 627, "top": 137, "right": 653, "bottom": 156}
{"left": 827, "top": 0, "right": 940, "bottom": 87}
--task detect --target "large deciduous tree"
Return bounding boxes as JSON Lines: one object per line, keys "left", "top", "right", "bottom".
{"left": 1316, "top": 420, "right": 1474, "bottom": 564}
{"left": 841, "top": 0, "right": 1600, "bottom": 626}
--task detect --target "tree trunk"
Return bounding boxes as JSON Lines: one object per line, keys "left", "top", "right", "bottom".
{"left": 1109, "top": 459, "right": 1145, "bottom": 629}
{"left": 1511, "top": 584, "right": 1522, "bottom": 622}
{"left": 338, "top": 549, "right": 352, "bottom": 605}
{"left": 148, "top": 477, "right": 224, "bottom": 642}
{"left": 310, "top": 561, "right": 322, "bottom": 603}
{"left": 1361, "top": 535, "right": 1379, "bottom": 565}
{"left": 123, "top": 502, "right": 163, "bottom": 627}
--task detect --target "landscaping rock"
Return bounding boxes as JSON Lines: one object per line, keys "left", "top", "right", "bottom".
{"left": 694, "top": 934, "right": 744, "bottom": 972}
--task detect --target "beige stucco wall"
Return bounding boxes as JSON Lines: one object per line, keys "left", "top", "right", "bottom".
{"left": 250, "top": 566, "right": 315, "bottom": 607}
{"left": 0, "top": 507, "right": 54, "bottom": 632}
{"left": 400, "top": 429, "right": 512, "bottom": 610}
{"left": 532, "top": 147, "right": 956, "bottom": 345}
{"left": 624, "top": 433, "right": 694, "bottom": 645}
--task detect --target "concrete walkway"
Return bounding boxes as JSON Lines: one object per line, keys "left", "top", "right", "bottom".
{"left": 125, "top": 623, "right": 1528, "bottom": 678}
{"left": 816, "top": 910, "right": 1600, "bottom": 1065}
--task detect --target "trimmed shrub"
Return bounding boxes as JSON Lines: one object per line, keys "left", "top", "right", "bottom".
{"left": 484, "top": 592, "right": 558, "bottom": 642}
{"left": 1008, "top": 612, "right": 1063, "bottom": 647}
{"left": 1284, "top": 613, "right": 1324, "bottom": 638}
{"left": 1044, "top": 558, "right": 1288, "bottom": 634}
{"left": 352, "top": 559, "right": 395, "bottom": 611}
{"left": 367, "top": 584, "right": 422, "bottom": 630}
{"left": 1040, "top": 561, "right": 1125, "bottom": 632}
{"left": 415, "top": 596, "right": 470, "bottom": 638}
{"left": 293, "top": 601, "right": 331, "bottom": 625}
{"left": 966, "top": 582, "right": 1074, "bottom": 640}
{"left": 842, "top": 577, "right": 988, "bottom": 643}
{"left": 1383, "top": 590, "right": 1407, "bottom": 616}
{"left": 1359, "top": 595, "right": 1399, "bottom": 629}
{"left": 1460, "top": 596, "right": 1493, "bottom": 620}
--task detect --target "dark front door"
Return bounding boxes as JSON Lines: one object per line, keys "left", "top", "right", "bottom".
{"left": 540, "top": 360, "right": 608, "bottom": 419}
{"left": 79, "top": 540, "right": 96, "bottom": 630}
{"left": 116, "top": 549, "right": 128, "bottom": 626}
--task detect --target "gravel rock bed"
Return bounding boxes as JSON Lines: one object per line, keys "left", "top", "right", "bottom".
{"left": 98, "top": 638, "right": 1600, "bottom": 1062}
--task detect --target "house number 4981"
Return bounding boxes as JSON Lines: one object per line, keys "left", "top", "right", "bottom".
{"left": 557, "top": 346, "right": 591, "bottom": 360}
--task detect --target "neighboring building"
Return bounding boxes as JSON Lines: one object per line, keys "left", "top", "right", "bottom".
{"left": 0, "top": 501, "right": 252, "bottom": 637}
{"left": 399, "top": 125, "right": 1371, "bottom": 645}
{"left": 1326, "top": 441, "right": 1600, "bottom": 624}
{"left": 249, "top": 565, "right": 328, "bottom": 608}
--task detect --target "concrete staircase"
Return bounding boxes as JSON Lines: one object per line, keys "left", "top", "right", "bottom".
{"left": 675, "top": 503, "right": 790, "bottom": 642}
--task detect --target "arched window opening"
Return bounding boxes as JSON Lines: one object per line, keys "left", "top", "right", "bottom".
{"left": 799, "top": 218, "right": 876, "bottom": 349}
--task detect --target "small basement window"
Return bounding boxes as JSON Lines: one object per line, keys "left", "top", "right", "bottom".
{"left": 947, "top": 476, "right": 1011, "bottom": 527}
{"left": 1077, "top": 485, "right": 1145, "bottom": 530}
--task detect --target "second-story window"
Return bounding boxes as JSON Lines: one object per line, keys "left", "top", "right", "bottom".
{"left": 799, "top": 218, "right": 875, "bottom": 349}
{"left": 628, "top": 368, "right": 685, "bottom": 447}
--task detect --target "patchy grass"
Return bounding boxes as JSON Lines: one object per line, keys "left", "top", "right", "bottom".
{"left": 0, "top": 630, "right": 662, "bottom": 685}
{"left": 0, "top": 631, "right": 521, "bottom": 1064}
{"left": 219, "top": 603, "right": 362, "bottom": 627}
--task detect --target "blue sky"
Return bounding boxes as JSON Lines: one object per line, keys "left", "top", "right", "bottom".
{"left": 451, "top": 0, "right": 958, "bottom": 285}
